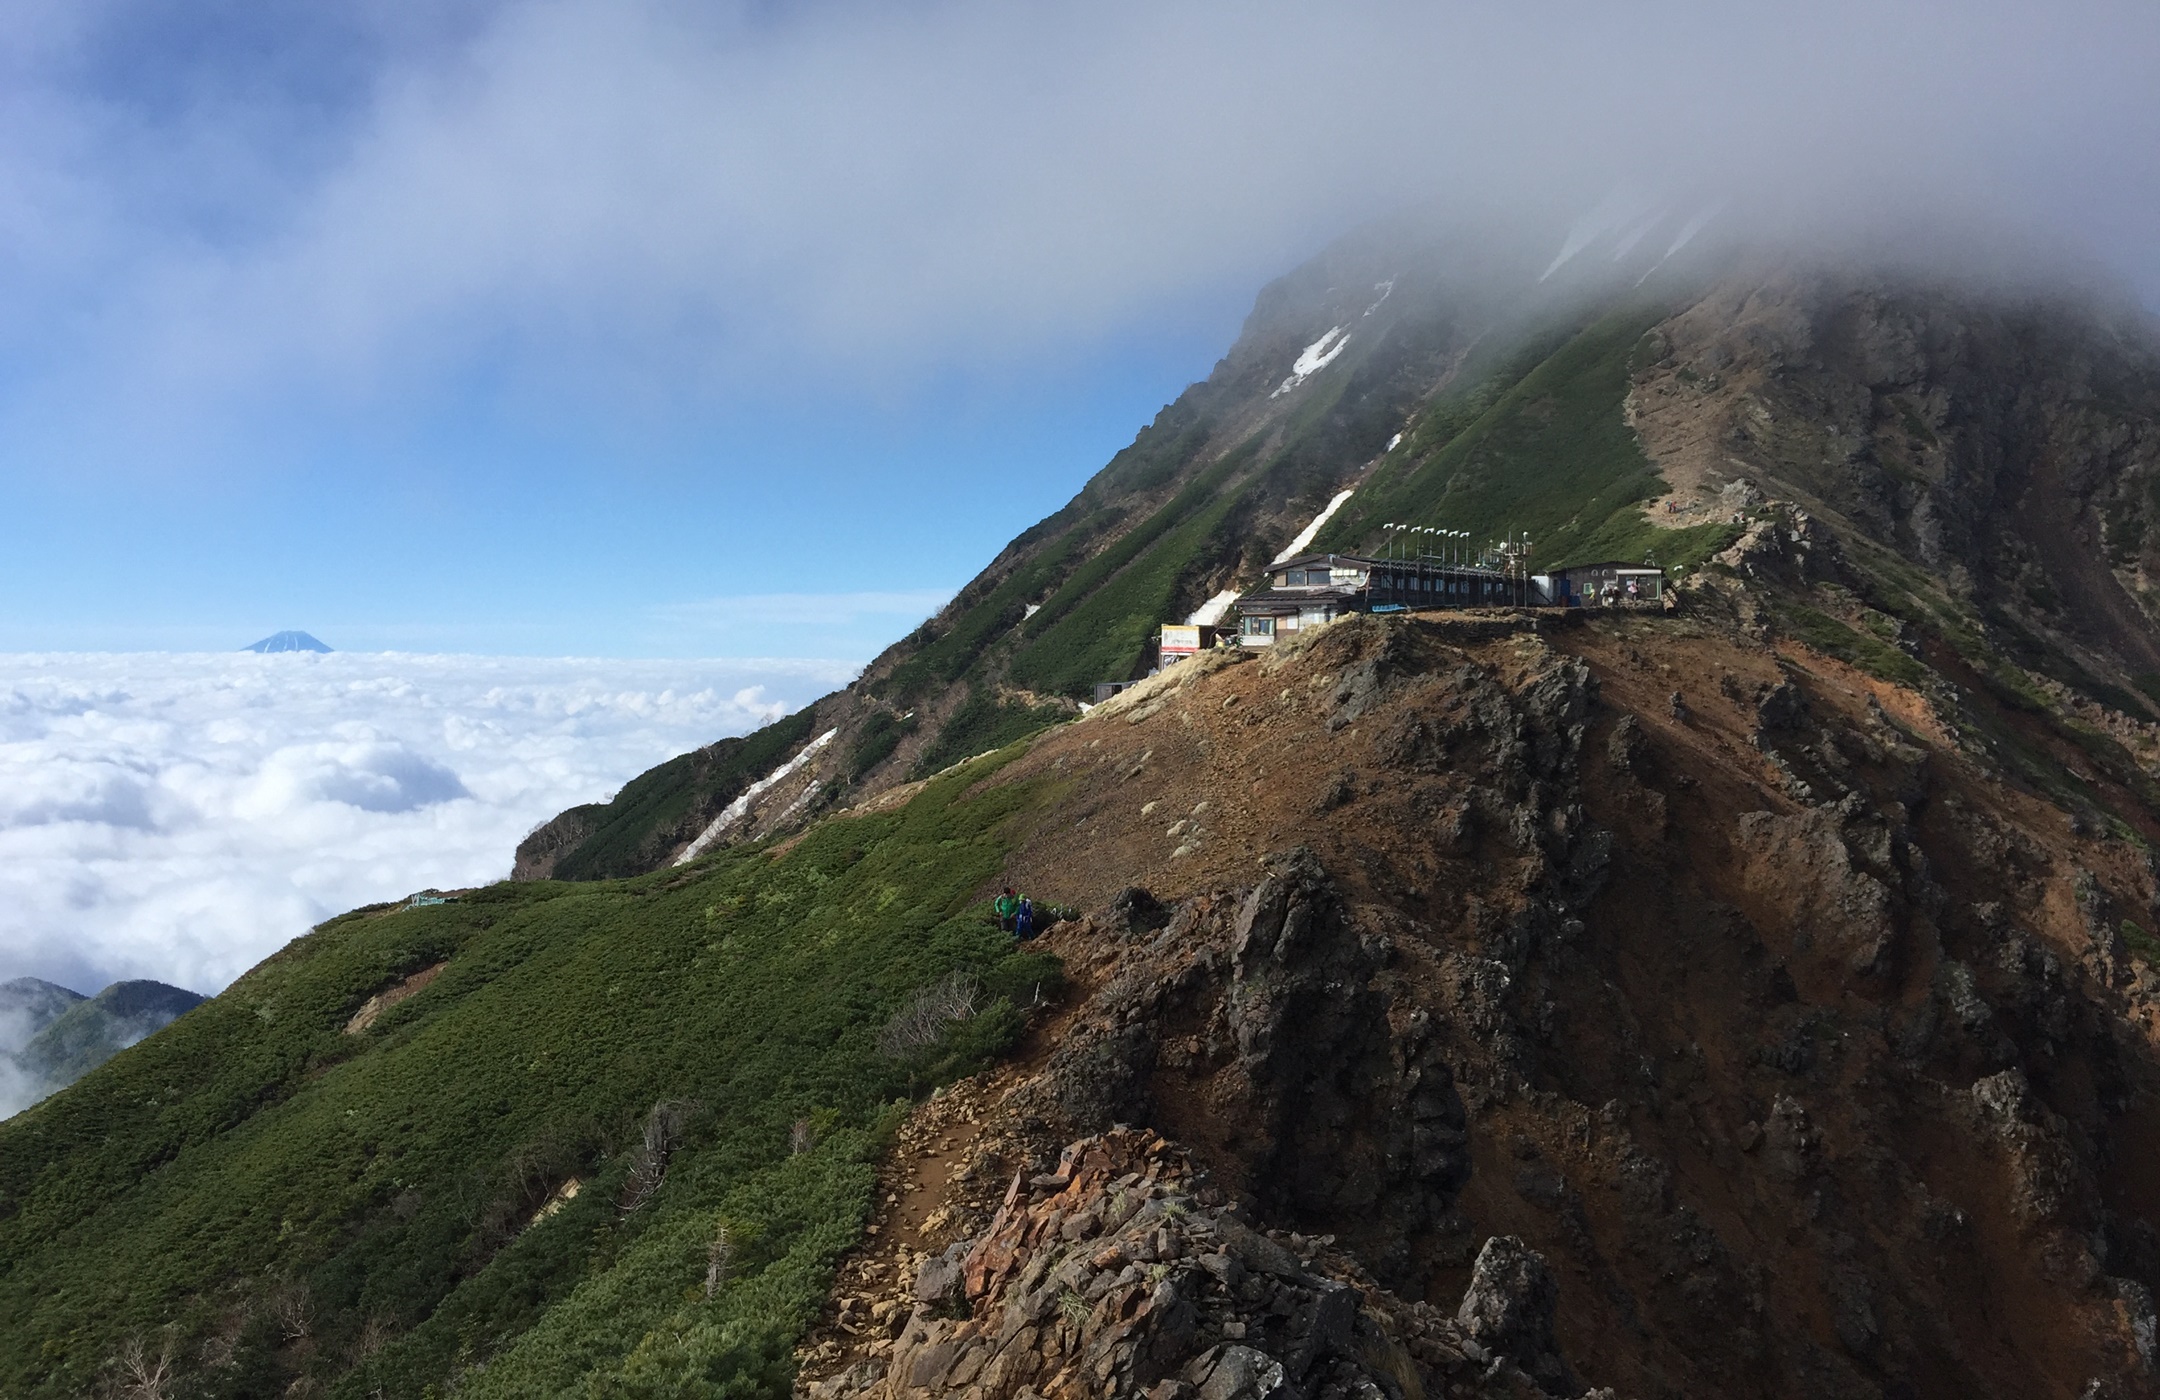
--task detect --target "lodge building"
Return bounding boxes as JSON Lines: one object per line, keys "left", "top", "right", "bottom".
{"left": 1228, "top": 552, "right": 1541, "bottom": 645}
{"left": 1218, "top": 552, "right": 1670, "bottom": 647}
{"left": 1148, "top": 551, "right": 1671, "bottom": 669}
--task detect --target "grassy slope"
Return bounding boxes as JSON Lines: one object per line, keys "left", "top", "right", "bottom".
{"left": 1006, "top": 454, "right": 1252, "bottom": 698}
{"left": 877, "top": 408, "right": 1229, "bottom": 710}
{"left": 1319, "top": 305, "right": 1738, "bottom": 571}
{"left": 0, "top": 751, "right": 1061, "bottom": 1399}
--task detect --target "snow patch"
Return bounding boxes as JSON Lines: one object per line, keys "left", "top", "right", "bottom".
{"left": 674, "top": 727, "right": 838, "bottom": 864}
{"left": 1362, "top": 280, "right": 1395, "bottom": 317}
{"left": 1271, "top": 489, "right": 1357, "bottom": 565}
{"left": 1186, "top": 589, "right": 1240, "bottom": 627}
{"left": 1386, "top": 433, "right": 1403, "bottom": 452}
{"left": 1270, "top": 327, "right": 1350, "bottom": 398}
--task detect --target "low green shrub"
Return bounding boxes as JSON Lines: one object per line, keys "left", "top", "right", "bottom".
{"left": 910, "top": 690, "right": 1066, "bottom": 778}
{"left": 1775, "top": 602, "right": 1931, "bottom": 687}
{"left": 2123, "top": 920, "right": 2160, "bottom": 966}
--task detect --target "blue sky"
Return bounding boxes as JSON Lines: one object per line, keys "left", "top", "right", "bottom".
{"left": 0, "top": 324, "right": 1239, "bottom": 656}
{"left": 4, "top": 0, "right": 2158, "bottom": 660}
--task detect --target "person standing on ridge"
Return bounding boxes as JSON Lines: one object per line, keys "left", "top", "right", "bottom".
{"left": 1015, "top": 895, "right": 1035, "bottom": 941}
{"left": 995, "top": 887, "right": 1018, "bottom": 932}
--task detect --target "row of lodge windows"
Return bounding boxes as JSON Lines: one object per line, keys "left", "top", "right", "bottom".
{"left": 1270, "top": 566, "right": 1508, "bottom": 597}
{"left": 1374, "top": 573, "right": 1504, "bottom": 597}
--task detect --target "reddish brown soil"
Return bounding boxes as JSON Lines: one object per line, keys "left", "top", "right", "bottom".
{"left": 812, "top": 604, "right": 2160, "bottom": 1399}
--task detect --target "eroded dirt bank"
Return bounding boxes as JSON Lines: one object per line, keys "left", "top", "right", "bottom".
{"left": 801, "top": 605, "right": 2160, "bottom": 1400}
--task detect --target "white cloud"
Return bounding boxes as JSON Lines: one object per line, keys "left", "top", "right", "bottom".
{"left": 3, "top": 0, "right": 2157, "bottom": 474}
{"left": 0, "top": 650, "right": 850, "bottom": 997}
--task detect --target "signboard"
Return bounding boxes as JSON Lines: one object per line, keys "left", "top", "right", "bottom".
{"left": 1159, "top": 624, "right": 1213, "bottom": 657}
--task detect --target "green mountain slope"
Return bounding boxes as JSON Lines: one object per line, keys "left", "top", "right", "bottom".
{"left": 516, "top": 708, "right": 826, "bottom": 881}
{"left": 0, "top": 977, "right": 85, "bottom": 1047}
{"left": 1317, "top": 301, "right": 1739, "bottom": 572}
{"left": 529, "top": 239, "right": 2160, "bottom": 890}
{"left": 0, "top": 753, "right": 1057, "bottom": 1398}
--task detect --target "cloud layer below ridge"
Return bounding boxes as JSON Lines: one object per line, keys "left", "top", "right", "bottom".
{"left": 0, "top": 651, "right": 849, "bottom": 997}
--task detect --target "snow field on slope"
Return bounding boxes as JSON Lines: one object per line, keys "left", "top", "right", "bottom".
{"left": 1271, "top": 326, "right": 1350, "bottom": 397}
{"left": 675, "top": 726, "right": 840, "bottom": 863}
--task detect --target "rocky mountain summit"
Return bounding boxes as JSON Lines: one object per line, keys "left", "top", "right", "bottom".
{"left": 243, "top": 631, "right": 331, "bottom": 653}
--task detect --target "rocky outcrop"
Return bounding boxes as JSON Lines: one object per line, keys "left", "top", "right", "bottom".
{"left": 1003, "top": 848, "right": 1472, "bottom": 1289}
{"left": 807, "top": 1129, "right": 1603, "bottom": 1400}
{"left": 1639, "top": 273, "right": 2160, "bottom": 705}
{"left": 510, "top": 806, "right": 597, "bottom": 881}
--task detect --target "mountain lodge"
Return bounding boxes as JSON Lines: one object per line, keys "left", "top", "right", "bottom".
{"left": 1228, "top": 552, "right": 1542, "bottom": 645}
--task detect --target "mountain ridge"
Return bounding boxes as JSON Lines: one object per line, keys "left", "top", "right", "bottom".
{"left": 1, "top": 976, "right": 207, "bottom": 1117}
{"left": 517, "top": 223, "right": 2160, "bottom": 882}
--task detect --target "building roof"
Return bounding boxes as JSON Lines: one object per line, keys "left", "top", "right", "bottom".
{"left": 1550, "top": 560, "right": 1668, "bottom": 574}
{"left": 1233, "top": 586, "right": 1362, "bottom": 613}
{"left": 1268, "top": 552, "right": 1378, "bottom": 572}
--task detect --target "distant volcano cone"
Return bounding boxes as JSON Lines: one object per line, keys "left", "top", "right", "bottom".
{"left": 244, "top": 631, "right": 332, "bottom": 653}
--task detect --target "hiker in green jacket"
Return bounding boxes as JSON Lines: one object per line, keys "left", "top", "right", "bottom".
{"left": 994, "top": 887, "right": 1018, "bottom": 932}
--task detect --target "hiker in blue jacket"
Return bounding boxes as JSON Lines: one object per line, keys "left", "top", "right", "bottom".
{"left": 1015, "top": 895, "right": 1035, "bottom": 940}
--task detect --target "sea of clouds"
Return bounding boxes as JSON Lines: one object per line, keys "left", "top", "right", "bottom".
{"left": 0, "top": 651, "right": 853, "bottom": 999}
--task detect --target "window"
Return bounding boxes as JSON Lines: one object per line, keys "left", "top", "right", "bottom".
{"left": 1242, "top": 616, "right": 1275, "bottom": 636}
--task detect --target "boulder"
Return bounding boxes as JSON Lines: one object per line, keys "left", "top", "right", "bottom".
{"left": 1455, "top": 1235, "right": 1559, "bottom": 1366}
